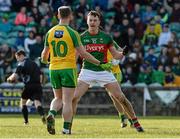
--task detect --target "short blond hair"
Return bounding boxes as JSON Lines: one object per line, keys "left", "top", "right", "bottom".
{"left": 58, "top": 6, "right": 72, "bottom": 18}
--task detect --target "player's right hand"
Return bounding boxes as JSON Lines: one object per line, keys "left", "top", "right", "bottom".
{"left": 7, "top": 77, "right": 15, "bottom": 83}
{"left": 39, "top": 57, "right": 50, "bottom": 64}
{"left": 100, "top": 62, "right": 113, "bottom": 71}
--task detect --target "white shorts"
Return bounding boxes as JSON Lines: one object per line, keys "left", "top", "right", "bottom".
{"left": 78, "top": 69, "right": 117, "bottom": 87}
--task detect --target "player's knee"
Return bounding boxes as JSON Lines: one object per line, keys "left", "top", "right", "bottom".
{"left": 112, "top": 92, "right": 125, "bottom": 103}
{"left": 72, "top": 95, "right": 80, "bottom": 104}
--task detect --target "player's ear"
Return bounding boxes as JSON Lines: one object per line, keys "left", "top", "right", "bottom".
{"left": 69, "top": 13, "right": 73, "bottom": 21}
{"left": 57, "top": 12, "right": 61, "bottom": 20}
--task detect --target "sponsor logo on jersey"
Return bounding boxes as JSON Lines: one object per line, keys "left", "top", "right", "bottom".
{"left": 85, "top": 44, "right": 107, "bottom": 52}
{"left": 54, "top": 30, "right": 64, "bottom": 38}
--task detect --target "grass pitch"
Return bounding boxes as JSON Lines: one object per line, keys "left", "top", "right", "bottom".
{"left": 0, "top": 114, "right": 180, "bottom": 138}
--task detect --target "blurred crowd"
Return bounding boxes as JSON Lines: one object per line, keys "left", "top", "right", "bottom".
{"left": 0, "top": 0, "right": 179, "bottom": 87}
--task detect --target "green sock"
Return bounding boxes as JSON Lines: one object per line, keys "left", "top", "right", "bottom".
{"left": 63, "top": 122, "right": 71, "bottom": 130}
{"left": 48, "top": 110, "right": 57, "bottom": 117}
{"left": 119, "top": 113, "right": 126, "bottom": 121}
{"left": 128, "top": 119, "right": 133, "bottom": 125}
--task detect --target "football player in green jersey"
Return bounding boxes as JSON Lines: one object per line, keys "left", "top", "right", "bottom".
{"left": 71, "top": 11, "right": 144, "bottom": 133}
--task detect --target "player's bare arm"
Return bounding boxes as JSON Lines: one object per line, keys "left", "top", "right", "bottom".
{"left": 41, "top": 47, "right": 50, "bottom": 64}
{"left": 109, "top": 45, "right": 124, "bottom": 60}
{"left": 76, "top": 45, "right": 100, "bottom": 66}
{"left": 7, "top": 73, "right": 18, "bottom": 83}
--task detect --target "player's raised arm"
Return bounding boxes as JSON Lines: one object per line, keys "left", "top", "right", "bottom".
{"left": 109, "top": 45, "right": 124, "bottom": 60}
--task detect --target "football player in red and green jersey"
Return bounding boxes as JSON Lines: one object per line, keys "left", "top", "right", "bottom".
{"left": 72, "top": 11, "right": 144, "bottom": 132}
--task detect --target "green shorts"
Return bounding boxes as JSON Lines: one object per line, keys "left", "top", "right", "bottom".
{"left": 49, "top": 68, "right": 77, "bottom": 89}
{"left": 113, "top": 72, "right": 123, "bottom": 84}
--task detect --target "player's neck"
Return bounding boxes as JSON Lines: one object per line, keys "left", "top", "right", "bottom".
{"left": 59, "top": 19, "right": 69, "bottom": 25}
{"left": 88, "top": 28, "right": 99, "bottom": 35}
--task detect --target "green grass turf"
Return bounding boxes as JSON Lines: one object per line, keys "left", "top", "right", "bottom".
{"left": 0, "top": 114, "right": 180, "bottom": 138}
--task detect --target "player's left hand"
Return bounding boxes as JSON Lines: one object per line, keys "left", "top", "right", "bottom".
{"left": 100, "top": 62, "right": 113, "bottom": 71}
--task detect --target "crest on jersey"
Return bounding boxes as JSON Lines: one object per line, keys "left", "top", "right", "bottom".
{"left": 91, "top": 38, "right": 97, "bottom": 44}
{"left": 54, "top": 30, "right": 64, "bottom": 38}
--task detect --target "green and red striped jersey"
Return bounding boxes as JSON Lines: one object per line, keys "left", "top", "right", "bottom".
{"left": 81, "top": 30, "right": 113, "bottom": 71}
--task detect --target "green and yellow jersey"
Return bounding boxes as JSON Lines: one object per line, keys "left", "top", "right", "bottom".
{"left": 44, "top": 25, "right": 82, "bottom": 70}
{"left": 81, "top": 30, "right": 113, "bottom": 71}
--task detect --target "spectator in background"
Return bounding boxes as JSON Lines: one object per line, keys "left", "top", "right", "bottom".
{"left": 164, "top": 65, "right": 175, "bottom": 86}
{"left": 123, "top": 52, "right": 141, "bottom": 76}
{"left": 164, "top": 0, "right": 180, "bottom": 23}
{"left": 158, "top": 47, "right": 170, "bottom": 67}
{"left": 170, "top": 1, "right": 180, "bottom": 23}
{"left": 151, "top": 0, "right": 162, "bottom": 11}
{"left": 50, "top": 0, "right": 63, "bottom": 12}
{"left": 0, "top": 0, "right": 11, "bottom": 12}
{"left": 127, "top": 27, "right": 136, "bottom": 51}
{"left": 145, "top": 20, "right": 162, "bottom": 37}
{"left": 30, "top": 6, "right": 43, "bottom": 23}
{"left": 172, "top": 56, "right": 180, "bottom": 76}
{"left": 119, "top": 17, "right": 130, "bottom": 47}
{"left": 38, "top": 18, "right": 49, "bottom": 39}
{"left": 166, "top": 44, "right": 178, "bottom": 63}
{"left": 137, "top": 62, "right": 152, "bottom": 85}
{"left": 158, "top": 6, "right": 169, "bottom": 23}
{"left": 142, "top": 22, "right": 158, "bottom": 47}
{"left": 133, "top": 15, "right": 145, "bottom": 39}
{"left": 92, "top": 0, "right": 108, "bottom": 11}
{"left": 14, "top": 6, "right": 30, "bottom": 26}
{"left": 43, "top": 5, "right": 54, "bottom": 27}
{"left": 14, "top": 31, "right": 25, "bottom": 50}
{"left": 24, "top": 31, "right": 36, "bottom": 55}
{"left": 0, "top": 14, "right": 12, "bottom": 33}
{"left": 111, "top": 0, "right": 130, "bottom": 25}
{"left": 158, "top": 24, "right": 172, "bottom": 47}
{"left": 130, "top": 3, "right": 141, "bottom": 19}
{"left": 38, "top": 1, "right": 49, "bottom": 16}
{"left": 132, "top": 39, "right": 144, "bottom": 57}
{"left": 0, "top": 43, "right": 15, "bottom": 79}
{"left": 75, "top": 0, "right": 90, "bottom": 19}
{"left": 29, "top": 35, "right": 43, "bottom": 61}
{"left": 141, "top": 5, "right": 156, "bottom": 24}
{"left": 151, "top": 64, "right": 165, "bottom": 85}
{"left": 123, "top": 66, "right": 137, "bottom": 84}
{"left": 169, "top": 32, "right": 179, "bottom": 48}
{"left": 112, "top": 26, "right": 121, "bottom": 46}
{"left": 144, "top": 48, "right": 158, "bottom": 69}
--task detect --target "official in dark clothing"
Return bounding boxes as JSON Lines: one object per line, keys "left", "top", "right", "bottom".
{"left": 7, "top": 50, "right": 46, "bottom": 124}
